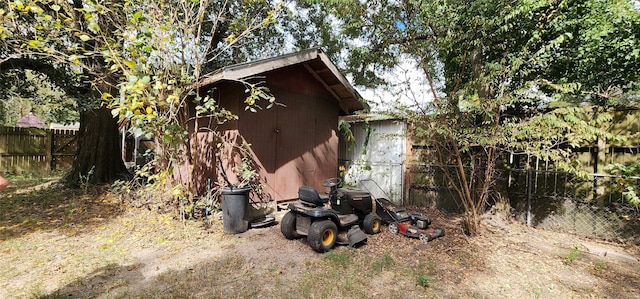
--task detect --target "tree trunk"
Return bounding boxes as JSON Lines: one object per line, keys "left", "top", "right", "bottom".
{"left": 66, "top": 106, "right": 129, "bottom": 186}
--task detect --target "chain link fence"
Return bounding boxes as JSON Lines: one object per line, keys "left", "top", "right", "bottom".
{"left": 408, "top": 163, "right": 640, "bottom": 244}
{"left": 508, "top": 169, "right": 640, "bottom": 243}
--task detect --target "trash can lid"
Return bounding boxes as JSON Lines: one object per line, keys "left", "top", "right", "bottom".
{"left": 221, "top": 185, "right": 251, "bottom": 194}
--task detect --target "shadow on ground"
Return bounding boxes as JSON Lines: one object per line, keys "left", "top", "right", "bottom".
{"left": 37, "top": 251, "right": 268, "bottom": 298}
{"left": 35, "top": 225, "right": 640, "bottom": 299}
{"left": 38, "top": 263, "right": 146, "bottom": 299}
{"left": 0, "top": 178, "right": 124, "bottom": 241}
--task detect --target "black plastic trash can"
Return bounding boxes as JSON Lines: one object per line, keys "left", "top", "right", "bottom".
{"left": 221, "top": 186, "right": 250, "bottom": 234}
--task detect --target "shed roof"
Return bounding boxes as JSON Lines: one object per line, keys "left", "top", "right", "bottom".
{"left": 340, "top": 113, "right": 405, "bottom": 123}
{"left": 16, "top": 112, "right": 45, "bottom": 128}
{"left": 197, "top": 48, "right": 366, "bottom": 114}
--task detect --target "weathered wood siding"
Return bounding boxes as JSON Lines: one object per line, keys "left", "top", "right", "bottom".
{"left": 0, "top": 126, "right": 77, "bottom": 173}
{"left": 190, "top": 65, "right": 341, "bottom": 202}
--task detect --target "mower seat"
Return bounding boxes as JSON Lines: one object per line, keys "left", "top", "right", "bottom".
{"left": 298, "top": 186, "right": 329, "bottom": 206}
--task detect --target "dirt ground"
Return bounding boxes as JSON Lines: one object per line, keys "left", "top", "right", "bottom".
{"left": 1, "top": 181, "right": 639, "bottom": 298}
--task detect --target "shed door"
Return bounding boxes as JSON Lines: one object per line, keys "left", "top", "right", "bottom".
{"left": 239, "top": 93, "right": 338, "bottom": 202}
{"left": 273, "top": 94, "right": 318, "bottom": 201}
{"left": 238, "top": 94, "right": 314, "bottom": 202}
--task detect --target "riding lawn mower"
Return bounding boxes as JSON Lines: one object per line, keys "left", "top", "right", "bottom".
{"left": 280, "top": 178, "right": 382, "bottom": 252}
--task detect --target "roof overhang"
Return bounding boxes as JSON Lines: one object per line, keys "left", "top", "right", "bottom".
{"left": 195, "top": 48, "right": 366, "bottom": 115}
{"left": 340, "top": 113, "right": 404, "bottom": 123}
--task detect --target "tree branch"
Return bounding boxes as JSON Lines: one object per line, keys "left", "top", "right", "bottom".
{"left": 0, "top": 57, "right": 90, "bottom": 97}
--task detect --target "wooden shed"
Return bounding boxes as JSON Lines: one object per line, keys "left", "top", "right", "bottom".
{"left": 192, "top": 48, "right": 365, "bottom": 203}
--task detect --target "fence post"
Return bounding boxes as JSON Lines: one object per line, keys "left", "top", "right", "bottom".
{"left": 45, "top": 129, "right": 52, "bottom": 172}
{"left": 0, "top": 126, "right": 5, "bottom": 170}
{"left": 526, "top": 168, "right": 532, "bottom": 227}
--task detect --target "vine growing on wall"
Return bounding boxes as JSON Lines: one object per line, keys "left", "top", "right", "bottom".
{"left": 361, "top": 120, "right": 373, "bottom": 155}
{"left": 338, "top": 119, "right": 355, "bottom": 151}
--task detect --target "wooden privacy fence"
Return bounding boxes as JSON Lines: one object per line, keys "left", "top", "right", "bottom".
{"left": 0, "top": 126, "right": 78, "bottom": 173}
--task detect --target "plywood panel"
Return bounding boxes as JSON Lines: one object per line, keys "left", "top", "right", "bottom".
{"left": 274, "top": 91, "right": 317, "bottom": 200}
{"left": 237, "top": 93, "right": 278, "bottom": 202}
{"left": 208, "top": 65, "right": 344, "bottom": 203}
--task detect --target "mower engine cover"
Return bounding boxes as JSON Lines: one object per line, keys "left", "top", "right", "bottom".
{"left": 414, "top": 216, "right": 431, "bottom": 229}
{"left": 331, "top": 189, "right": 373, "bottom": 216}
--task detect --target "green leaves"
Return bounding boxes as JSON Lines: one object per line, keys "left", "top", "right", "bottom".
{"left": 0, "top": 69, "right": 79, "bottom": 126}
{"left": 2, "top": 0, "right": 286, "bottom": 209}
{"left": 307, "top": 0, "right": 639, "bottom": 233}
{"left": 605, "top": 162, "right": 640, "bottom": 206}
{"left": 243, "top": 84, "right": 275, "bottom": 112}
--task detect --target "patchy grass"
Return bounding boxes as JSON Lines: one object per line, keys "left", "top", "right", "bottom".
{"left": 1, "top": 174, "right": 639, "bottom": 298}
{"left": 563, "top": 246, "right": 580, "bottom": 265}
{"left": 372, "top": 250, "right": 395, "bottom": 271}
{"left": 0, "top": 173, "right": 124, "bottom": 241}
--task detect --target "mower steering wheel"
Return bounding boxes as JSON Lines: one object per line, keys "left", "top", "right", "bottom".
{"left": 322, "top": 177, "right": 342, "bottom": 188}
